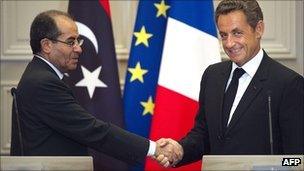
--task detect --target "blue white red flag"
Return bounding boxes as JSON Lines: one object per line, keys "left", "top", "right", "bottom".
{"left": 124, "top": 0, "right": 221, "bottom": 170}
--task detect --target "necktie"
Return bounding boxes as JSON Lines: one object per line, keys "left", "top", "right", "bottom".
{"left": 62, "top": 75, "right": 71, "bottom": 87}
{"left": 222, "top": 68, "right": 245, "bottom": 128}
{"left": 62, "top": 75, "right": 68, "bottom": 83}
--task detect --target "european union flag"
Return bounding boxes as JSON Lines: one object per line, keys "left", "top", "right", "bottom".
{"left": 123, "top": 0, "right": 169, "bottom": 170}
{"left": 124, "top": 0, "right": 221, "bottom": 170}
{"left": 123, "top": 0, "right": 168, "bottom": 138}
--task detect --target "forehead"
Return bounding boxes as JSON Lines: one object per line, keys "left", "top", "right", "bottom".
{"left": 217, "top": 11, "right": 249, "bottom": 31}
{"left": 54, "top": 16, "right": 78, "bottom": 37}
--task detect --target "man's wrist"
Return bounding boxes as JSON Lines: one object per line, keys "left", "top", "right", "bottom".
{"left": 147, "top": 140, "right": 156, "bottom": 156}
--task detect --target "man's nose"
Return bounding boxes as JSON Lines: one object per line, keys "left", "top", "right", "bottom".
{"left": 225, "top": 35, "right": 235, "bottom": 48}
{"left": 74, "top": 45, "right": 82, "bottom": 54}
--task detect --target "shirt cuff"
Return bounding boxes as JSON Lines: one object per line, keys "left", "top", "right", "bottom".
{"left": 147, "top": 140, "right": 156, "bottom": 156}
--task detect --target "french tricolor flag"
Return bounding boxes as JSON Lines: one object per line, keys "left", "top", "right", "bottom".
{"left": 123, "top": 0, "right": 221, "bottom": 170}
{"left": 146, "top": 1, "right": 221, "bottom": 170}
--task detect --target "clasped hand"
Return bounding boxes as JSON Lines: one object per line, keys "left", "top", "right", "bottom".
{"left": 154, "top": 138, "right": 184, "bottom": 167}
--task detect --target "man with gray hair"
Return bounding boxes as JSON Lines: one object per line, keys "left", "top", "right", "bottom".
{"left": 156, "top": 0, "right": 303, "bottom": 167}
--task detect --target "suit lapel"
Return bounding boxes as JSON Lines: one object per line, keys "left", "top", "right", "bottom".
{"left": 225, "top": 52, "right": 270, "bottom": 134}
{"left": 216, "top": 62, "right": 232, "bottom": 135}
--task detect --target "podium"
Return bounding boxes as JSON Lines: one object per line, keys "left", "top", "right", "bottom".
{"left": 0, "top": 156, "right": 93, "bottom": 171}
{"left": 202, "top": 155, "right": 303, "bottom": 170}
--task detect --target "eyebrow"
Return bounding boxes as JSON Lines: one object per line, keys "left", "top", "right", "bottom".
{"left": 219, "top": 27, "right": 242, "bottom": 34}
{"left": 65, "top": 37, "right": 77, "bottom": 41}
{"left": 231, "top": 28, "right": 242, "bottom": 32}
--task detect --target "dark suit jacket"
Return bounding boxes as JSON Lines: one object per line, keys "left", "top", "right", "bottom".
{"left": 178, "top": 51, "right": 304, "bottom": 165}
{"left": 11, "top": 57, "right": 149, "bottom": 165}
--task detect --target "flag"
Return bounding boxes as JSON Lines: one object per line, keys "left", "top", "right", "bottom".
{"left": 123, "top": 1, "right": 168, "bottom": 170}
{"left": 124, "top": 0, "right": 221, "bottom": 170}
{"left": 68, "top": 0, "right": 128, "bottom": 170}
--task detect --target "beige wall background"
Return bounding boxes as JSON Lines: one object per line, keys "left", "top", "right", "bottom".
{"left": 1, "top": 0, "right": 303, "bottom": 155}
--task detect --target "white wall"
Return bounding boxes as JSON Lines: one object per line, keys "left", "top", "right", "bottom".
{"left": 1, "top": 0, "right": 303, "bottom": 155}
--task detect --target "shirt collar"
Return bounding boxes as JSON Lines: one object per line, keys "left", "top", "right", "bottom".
{"left": 231, "top": 48, "right": 264, "bottom": 78}
{"left": 34, "top": 54, "right": 64, "bottom": 80}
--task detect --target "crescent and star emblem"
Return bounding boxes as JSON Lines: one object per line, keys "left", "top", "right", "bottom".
{"left": 75, "top": 21, "right": 107, "bottom": 99}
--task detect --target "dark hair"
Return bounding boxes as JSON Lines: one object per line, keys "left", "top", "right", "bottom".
{"left": 215, "top": 0, "right": 263, "bottom": 29}
{"left": 30, "top": 10, "right": 73, "bottom": 54}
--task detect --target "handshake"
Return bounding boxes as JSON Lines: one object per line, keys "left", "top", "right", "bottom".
{"left": 153, "top": 138, "right": 184, "bottom": 168}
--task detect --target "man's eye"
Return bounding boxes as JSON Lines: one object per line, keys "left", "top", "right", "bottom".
{"left": 234, "top": 32, "right": 242, "bottom": 36}
{"left": 66, "top": 41, "right": 75, "bottom": 46}
{"left": 220, "top": 34, "right": 227, "bottom": 40}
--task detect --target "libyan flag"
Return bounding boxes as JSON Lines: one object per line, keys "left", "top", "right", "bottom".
{"left": 68, "top": 0, "right": 127, "bottom": 170}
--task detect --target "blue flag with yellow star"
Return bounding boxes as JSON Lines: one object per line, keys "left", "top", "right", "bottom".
{"left": 124, "top": 0, "right": 221, "bottom": 170}
{"left": 123, "top": 0, "right": 168, "bottom": 138}
{"left": 123, "top": 0, "right": 170, "bottom": 170}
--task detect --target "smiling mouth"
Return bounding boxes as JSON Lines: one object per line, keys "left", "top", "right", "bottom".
{"left": 72, "top": 58, "right": 79, "bottom": 63}
{"left": 229, "top": 48, "right": 241, "bottom": 54}
{"left": 226, "top": 48, "right": 242, "bottom": 57}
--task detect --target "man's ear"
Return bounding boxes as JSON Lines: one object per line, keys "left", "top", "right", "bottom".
{"left": 255, "top": 20, "right": 264, "bottom": 39}
{"left": 40, "top": 38, "right": 52, "bottom": 54}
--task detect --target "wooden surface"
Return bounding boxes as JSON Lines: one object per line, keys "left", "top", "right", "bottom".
{"left": 202, "top": 155, "right": 304, "bottom": 171}
{"left": 0, "top": 156, "right": 93, "bottom": 171}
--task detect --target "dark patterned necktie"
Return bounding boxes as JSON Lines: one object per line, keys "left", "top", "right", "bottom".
{"left": 62, "top": 75, "right": 72, "bottom": 88}
{"left": 222, "top": 68, "right": 245, "bottom": 128}
{"left": 62, "top": 75, "right": 68, "bottom": 83}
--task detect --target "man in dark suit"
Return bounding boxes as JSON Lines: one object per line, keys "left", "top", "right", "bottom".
{"left": 10, "top": 10, "right": 174, "bottom": 165}
{"left": 156, "top": 0, "right": 303, "bottom": 167}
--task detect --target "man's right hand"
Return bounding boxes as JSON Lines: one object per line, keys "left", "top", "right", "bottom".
{"left": 154, "top": 138, "right": 184, "bottom": 168}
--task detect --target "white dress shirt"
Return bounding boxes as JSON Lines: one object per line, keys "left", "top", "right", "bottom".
{"left": 226, "top": 49, "right": 264, "bottom": 125}
{"left": 34, "top": 54, "right": 156, "bottom": 156}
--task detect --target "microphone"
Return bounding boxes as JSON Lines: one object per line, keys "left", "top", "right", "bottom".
{"left": 267, "top": 90, "right": 274, "bottom": 155}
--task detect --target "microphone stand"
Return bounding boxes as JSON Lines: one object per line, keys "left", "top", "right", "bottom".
{"left": 267, "top": 91, "right": 274, "bottom": 155}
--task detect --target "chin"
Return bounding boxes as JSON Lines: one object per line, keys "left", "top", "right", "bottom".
{"left": 68, "top": 66, "right": 77, "bottom": 71}
{"left": 229, "top": 55, "right": 245, "bottom": 65}
{"left": 71, "top": 67, "right": 77, "bottom": 71}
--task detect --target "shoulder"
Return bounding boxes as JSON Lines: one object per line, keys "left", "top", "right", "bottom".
{"left": 203, "top": 60, "right": 230, "bottom": 76}
{"left": 208, "top": 60, "right": 230, "bottom": 70}
{"left": 265, "top": 56, "right": 303, "bottom": 81}
{"left": 259, "top": 56, "right": 303, "bottom": 94}
{"left": 18, "top": 59, "right": 64, "bottom": 94}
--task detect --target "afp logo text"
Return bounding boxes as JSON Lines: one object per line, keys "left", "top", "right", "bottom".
{"left": 282, "top": 158, "right": 301, "bottom": 166}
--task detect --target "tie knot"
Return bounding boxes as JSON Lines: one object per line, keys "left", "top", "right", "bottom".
{"left": 62, "top": 75, "right": 69, "bottom": 83}
{"left": 232, "top": 68, "right": 245, "bottom": 80}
